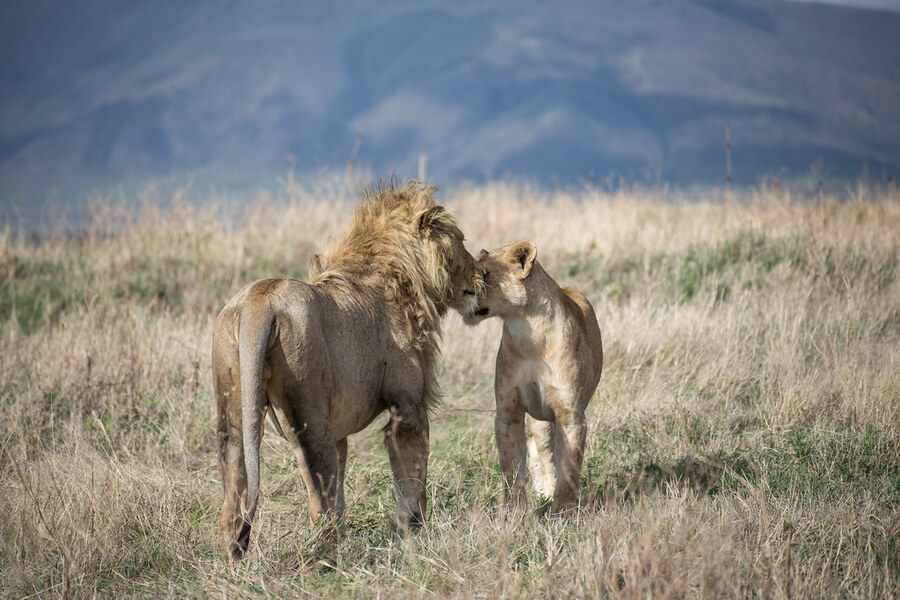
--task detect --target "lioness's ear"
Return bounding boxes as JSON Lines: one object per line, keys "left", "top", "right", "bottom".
{"left": 416, "top": 206, "right": 443, "bottom": 236}
{"left": 508, "top": 241, "right": 537, "bottom": 278}
{"left": 478, "top": 249, "right": 489, "bottom": 261}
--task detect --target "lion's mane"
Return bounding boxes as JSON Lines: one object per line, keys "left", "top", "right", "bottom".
{"left": 309, "top": 179, "right": 465, "bottom": 409}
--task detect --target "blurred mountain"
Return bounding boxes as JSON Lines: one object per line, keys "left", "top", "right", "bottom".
{"left": 1, "top": 0, "right": 899, "bottom": 200}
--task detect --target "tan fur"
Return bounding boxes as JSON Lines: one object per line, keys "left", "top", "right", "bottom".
{"left": 213, "top": 180, "right": 483, "bottom": 559}
{"left": 464, "top": 241, "right": 602, "bottom": 511}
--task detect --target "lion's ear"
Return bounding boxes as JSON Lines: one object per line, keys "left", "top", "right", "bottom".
{"left": 309, "top": 253, "right": 323, "bottom": 276}
{"left": 508, "top": 241, "right": 536, "bottom": 278}
{"left": 416, "top": 206, "right": 443, "bottom": 236}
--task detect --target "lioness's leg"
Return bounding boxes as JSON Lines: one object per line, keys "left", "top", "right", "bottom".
{"left": 527, "top": 418, "right": 557, "bottom": 500}
{"left": 551, "top": 408, "right": 587, "bottom": 511}
{"left": 214, "top": 360, "right": 252, "bottom": 560}
{"left": 384, "top": 406, "right": 429, "bottom": 532}
{"left": 495, "top": 388, "right": 528, "bottom": 505}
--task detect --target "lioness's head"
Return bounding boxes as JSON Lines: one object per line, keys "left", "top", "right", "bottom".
{"left": 462, "top": 240, "right": 537, "bottom": 325}
{"left": 415, "top": 206, "right": 484, "bottom": 317}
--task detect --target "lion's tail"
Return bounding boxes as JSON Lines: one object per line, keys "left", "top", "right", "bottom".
{"left": 238, "top": 308, "right": 274, "bottom": 526}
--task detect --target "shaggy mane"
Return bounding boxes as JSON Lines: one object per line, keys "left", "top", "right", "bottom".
{"left": 310, "top": 179, "right": 465, "bottom": 407}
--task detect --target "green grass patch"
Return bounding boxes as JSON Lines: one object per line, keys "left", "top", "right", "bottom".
{"left": 563, "top": 230, "right": 899, "bottom": 306}
{"left": 763, "top": 426, "right": 900, "bottom": 502}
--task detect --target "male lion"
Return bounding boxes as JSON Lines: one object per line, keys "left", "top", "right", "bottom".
{"left": 213, "top": 181, "right": 483, "bottom": 559}
{"left": 464, "top": 241, "right": 602, "bottom": 511}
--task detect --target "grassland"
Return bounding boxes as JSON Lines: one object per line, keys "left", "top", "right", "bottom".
{"left": 2, "top": 180, "right": 899, "bottom": 598}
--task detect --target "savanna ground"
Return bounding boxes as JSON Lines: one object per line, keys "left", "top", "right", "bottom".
{"left": 1, "top": 179, "right": 899, "bottom": 598}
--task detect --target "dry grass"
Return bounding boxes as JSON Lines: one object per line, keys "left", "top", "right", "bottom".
{"left": 2, "top": 180, "right": 899, "bottom": 598}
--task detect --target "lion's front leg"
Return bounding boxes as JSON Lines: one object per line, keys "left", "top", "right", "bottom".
{"left": 527, "top": 418, "right": 557, "bottom": 500}
{"left": 495, "top": 386, "right": 528, "bottom": 506}
{"left": 384, "top": 405, "right": 429, "bottom": 533}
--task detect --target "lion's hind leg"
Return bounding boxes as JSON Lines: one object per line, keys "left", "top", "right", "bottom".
{"left": 268, "top": 368, "right": 345, "bottom": 525}
{"left": 527, "top": 417, "right": 557, "bottom": 501}
{"left": 550, "top": 407, "right": 587, "bottom": 512}
{"left": 290, "top": 418, "right": 346, "bottom": 524}
{"left": 215, "top": 353, "right": 253, "bottom": 560}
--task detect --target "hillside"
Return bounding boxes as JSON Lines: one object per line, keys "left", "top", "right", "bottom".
{"left": 1, "top": 0, "right": 899, "bottom": 199}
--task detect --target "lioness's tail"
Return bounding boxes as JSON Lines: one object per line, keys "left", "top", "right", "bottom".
{"left": 238, "top": 308, "right": 275, "bottom": 526}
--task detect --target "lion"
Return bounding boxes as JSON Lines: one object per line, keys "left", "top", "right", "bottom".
{"left": 463, "top": 241, "right": 602, "bottom": 511}
{"left": 212, "top": 180, "right": 484, "bottom": 559}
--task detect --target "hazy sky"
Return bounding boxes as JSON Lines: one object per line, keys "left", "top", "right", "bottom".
{"left": 787, "top": 0, "right": 900, "bottom": 10}
{"left": 1, "top": 0, "right": 898, "bottom": 198}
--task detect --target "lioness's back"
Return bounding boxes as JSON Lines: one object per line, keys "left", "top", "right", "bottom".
{"left": 560, "top": 286, "right": 603, "bottom": 381}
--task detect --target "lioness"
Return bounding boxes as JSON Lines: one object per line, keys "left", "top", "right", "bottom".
{"left": 464, "top": 241, "right": 602, "bottom": 510}
{"left": 213, "top": 181, "right": 483, "bottom": 559}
